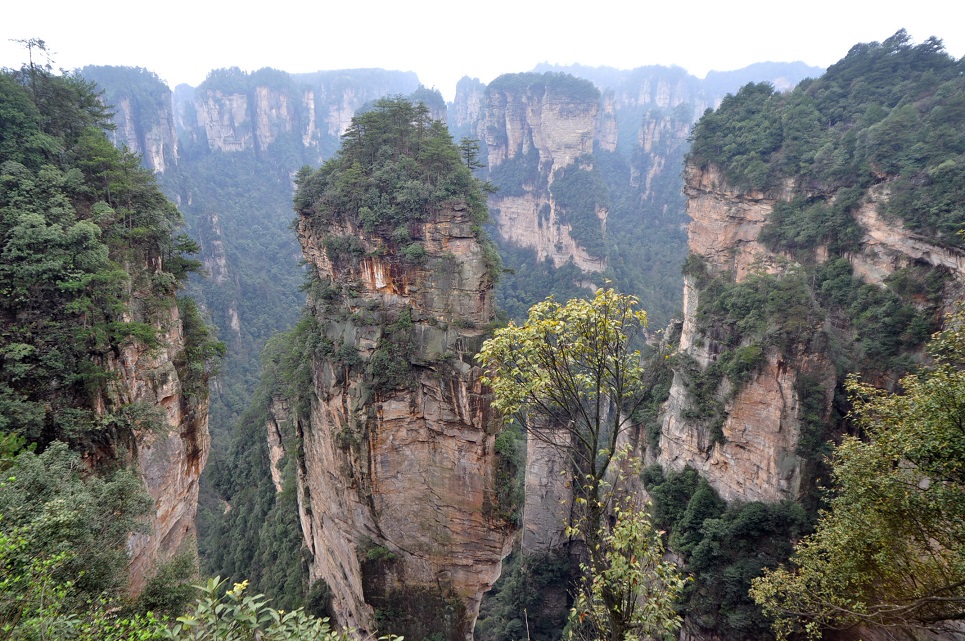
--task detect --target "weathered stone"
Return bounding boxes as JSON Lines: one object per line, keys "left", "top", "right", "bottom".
{"left": 292, "top": 204, "right": 513, "bottom": 641}
{"left": 658, "top": 165, "right": 965, "bottom": 505}
{"left": 98, "top": 300, "right": 210, "bottom": 594}
{"left": 483, "top": 83, "right": 607, "bottom": 272}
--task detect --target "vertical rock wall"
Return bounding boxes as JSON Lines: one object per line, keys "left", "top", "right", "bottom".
{"left": 96, "top": 283, "right": 210, "bottom": 593}
{"left": 292, "top": 203, "right": 513, "bottom": 641}
{"left": 657, "top": 164, "right": 965, "bottom": 504}
{"left": 482, "top": 77, "right": 609, "bottom": 272}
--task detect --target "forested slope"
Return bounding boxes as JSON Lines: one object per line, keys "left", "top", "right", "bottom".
{"left": 0, "top": 53, "right": 221, "bottom": 630}
{"left": 643, "top": 30, "right": 965, "bottom": 641}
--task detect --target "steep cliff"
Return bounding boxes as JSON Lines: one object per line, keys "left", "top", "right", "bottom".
{"left": 289, "top": 98, "right": 513, "bottom": 641}
{"left": 175, "top": 67, "right": 422, "bottom": 162}
{"left": 482, "top": 73, "right": 610, "bottom": 272}
{"left": 81, "top": 66, "right": 180, "bottom": 173}
{"left": 113, "top": 290, "right": 212, "bottom": 594}
{"left": 0, "top": 67, "right": 215, "bottom": 599}
{"left": 648, "top": 33, "right": 965, "bottom": 640}
{"left": 664, "top": 34, "right": 965, "bottom": 505}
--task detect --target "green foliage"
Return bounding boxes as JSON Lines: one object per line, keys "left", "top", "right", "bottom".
{"left": 550, "top": 160, "right": 609, "bottom": 258}
{"left": 758, "top": 188, "right": 864, "bottom": 254}
{"left": 296, "top": 97, "right": 491, "bottom": 231}
{"left": 369, "top": 306, "right": 415, "bottom": 392}
{"left": 359, "top": 537, "right": 399, "bottom": 564}
{"left": 0, "top": 442, "right": 152, "bottom": 600}
{"left": 688, "top": 82, "right": 782, "bottom": 192}
{"left": 813, "top": 258, "right": 940, "bottom": 373}
{"left": 487, "top": 73, "right": 600, "bottom": 104}
{"left": 751, "top": 310, "right": 965, "bottom": 639}
{"left": 177, "top": 296, "right": 226, "bottom": 400}
{"left": 565, "top": 500, "right": 685, "bottom": 641}
{"left": 0, "top": 543, "right": 358, "bottom": 641}
{"left": 488, "top": 147, "right": 542, "bottom": 197}
{"left": 642, "top": 467, "right": 810, "bottom": 640}
{"left": 170, "top": 146, "right": 306, "bottom": 441}
{"left": 200, "top": 322, "right": 321, "bottom": 610}
{"left": 0, "top": 64, "right": 202, "bottom": 449}
{"left": 596, "top": 144, "right": 688, "bottom": 334}
{"left": 0, "top": 528, "right": 166, "bottom": 641}
{"left": 695, "top": 266, "right": 820, "bottom": 355}
{"left": 688, "top": 30, "right": 965, "bottom": 246}
{"left": 476, "top": 550, "right": 577, "bottom": 641}
{"left": 479, "top": 289, "right": 649, "bottom": 485}
{"left": 481, "top": 294, "right": 685, "bottom": 641}
{"left": 491, "top": 422, "right": 524, "bottom": 525}
{"left": 79, "top": 66, "right": 170, "bottom": 134}
{"left": 136, "top": 552, "right": 199, "bottom": 618}
{"left": 495, "top": 244, "right": 596, "bottom": 322}
{"left": 164, "top": 577, "right": 350, "bottom": 641}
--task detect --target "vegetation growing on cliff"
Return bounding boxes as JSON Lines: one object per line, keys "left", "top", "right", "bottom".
{"left": 550, "top": 159, "right": 609, "bottom": 259}
{"left": 671, "top": 31, "right": 963, "bottom": 641}
{"left": 752, "top": 311, "right": 965, "bottom": 638}
{"left": 295, "top": 97, "right": 491, "bottom": 231}
{"left": 0, "top": 44, "right": 221, "bottom": 634}
{"left": 198, "top": 322, "right": 317, "bottom": 613}
{"left": 688, "top": 30, "right": 965, "bottom": 247}
{"left": 487, "top": 72, "right": 600, "bottom": 104}
{"left": 641, "top": 466, "right": 810, "bottom": 640}
{"left": 0, "top": 52, "right": 212, "bottom": 452}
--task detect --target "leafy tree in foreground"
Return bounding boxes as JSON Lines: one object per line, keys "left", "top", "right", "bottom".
{"left": 750, "top": 310, "right": 965, "bottom": 639}
{"left": 565, "top": 479, "right": 685, "bottom": 641}
{"left": 478, "top": 289, "right": 682, "bottom": 641}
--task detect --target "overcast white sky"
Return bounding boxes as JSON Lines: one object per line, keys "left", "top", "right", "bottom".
{"left": 2, "top": 0, "right": 962, "bottom": 101}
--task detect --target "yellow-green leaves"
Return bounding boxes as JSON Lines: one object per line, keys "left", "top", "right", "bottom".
{"left": 478, "top": 287, "right": 647, "bottom": 431}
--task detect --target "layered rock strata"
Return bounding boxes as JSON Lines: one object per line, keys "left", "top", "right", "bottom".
{"left": 657, "top": 164, "right": 965, "bottom": 503}
{"left": 292, "top": 203, "right": 513, "bottom": 641}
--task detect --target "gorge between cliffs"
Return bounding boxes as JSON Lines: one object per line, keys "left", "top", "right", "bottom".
{"left": 2, "top": 29, "right": 963, "bottom": 641}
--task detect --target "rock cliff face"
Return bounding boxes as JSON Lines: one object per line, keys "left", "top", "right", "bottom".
{"left": 482, "top": 75, "right": 610, "bottom": 272}
{"left": 291, "top": 203, "right": 512, "bottom": 641}
{"left": 179, "top": 70, "right": 422, "bottom": 160}
{"left": 113, "top": 299, "right": 210, "bottom": 593}
{"left": 80, "top": 66, "right": 180, "bottom": 174}
{"left": 657, "top": 164, "right": 965, "bottom": 503}
{"left": 108, "top": 95, "right": 179, "bottom": 173}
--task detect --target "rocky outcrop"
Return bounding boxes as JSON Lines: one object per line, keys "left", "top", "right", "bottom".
{"left": 108, "top": 96, "right": 179, "bottom": 173}
{"left": 266, "top": 396, "right": 290, "bottom": 493}
{"left": 658, "top": 164, "right": 965, "bottom": 504}
{"left": 483, "top": 75, "right": 608, "bottom": 272}
{"left": 520, "top": 421, "right": 572, "bottom": 554}
{"left": 195, "top": 90, "right": 257, "bottom": 153}
{"left": 101, "top": 298, "right": 210, "bottom": 594}
{"left": 292, "top": 203, "right": 512, "bottom": 641}
{"left": 185, "top": 70, "right": 421, "bottom": 160}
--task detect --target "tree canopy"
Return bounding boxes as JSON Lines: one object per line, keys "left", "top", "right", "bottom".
{"left": 294, "top": 97, "right": 491, "bottom": 231}
{"left": 688, "top": 30, "right": 965, "bottom": 247}
{"left": 478, "top": 290, "right": 683, "bottom": 641}
{"left": 0, "top": 58, "right": 210, "bottom": 451}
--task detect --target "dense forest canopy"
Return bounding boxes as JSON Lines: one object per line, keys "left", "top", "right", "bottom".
{"left": 688, "top": 30, "right": 965, "bottom": 247}
{"left": 295, "top": 96, "right": 491, "bottom": 231}
{"left": 0, "top": 62, "right": 209, "bottom": 452}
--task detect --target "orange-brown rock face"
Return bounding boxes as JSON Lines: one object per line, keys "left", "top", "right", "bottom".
{"left": 98, "top": 299, "right": 210, "bottom": 594}
{"left": 292, "top": 204, "right": 513, "bottom": 641}
{"left": 658, "top": 164, "right": 965, "bottom": 503}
